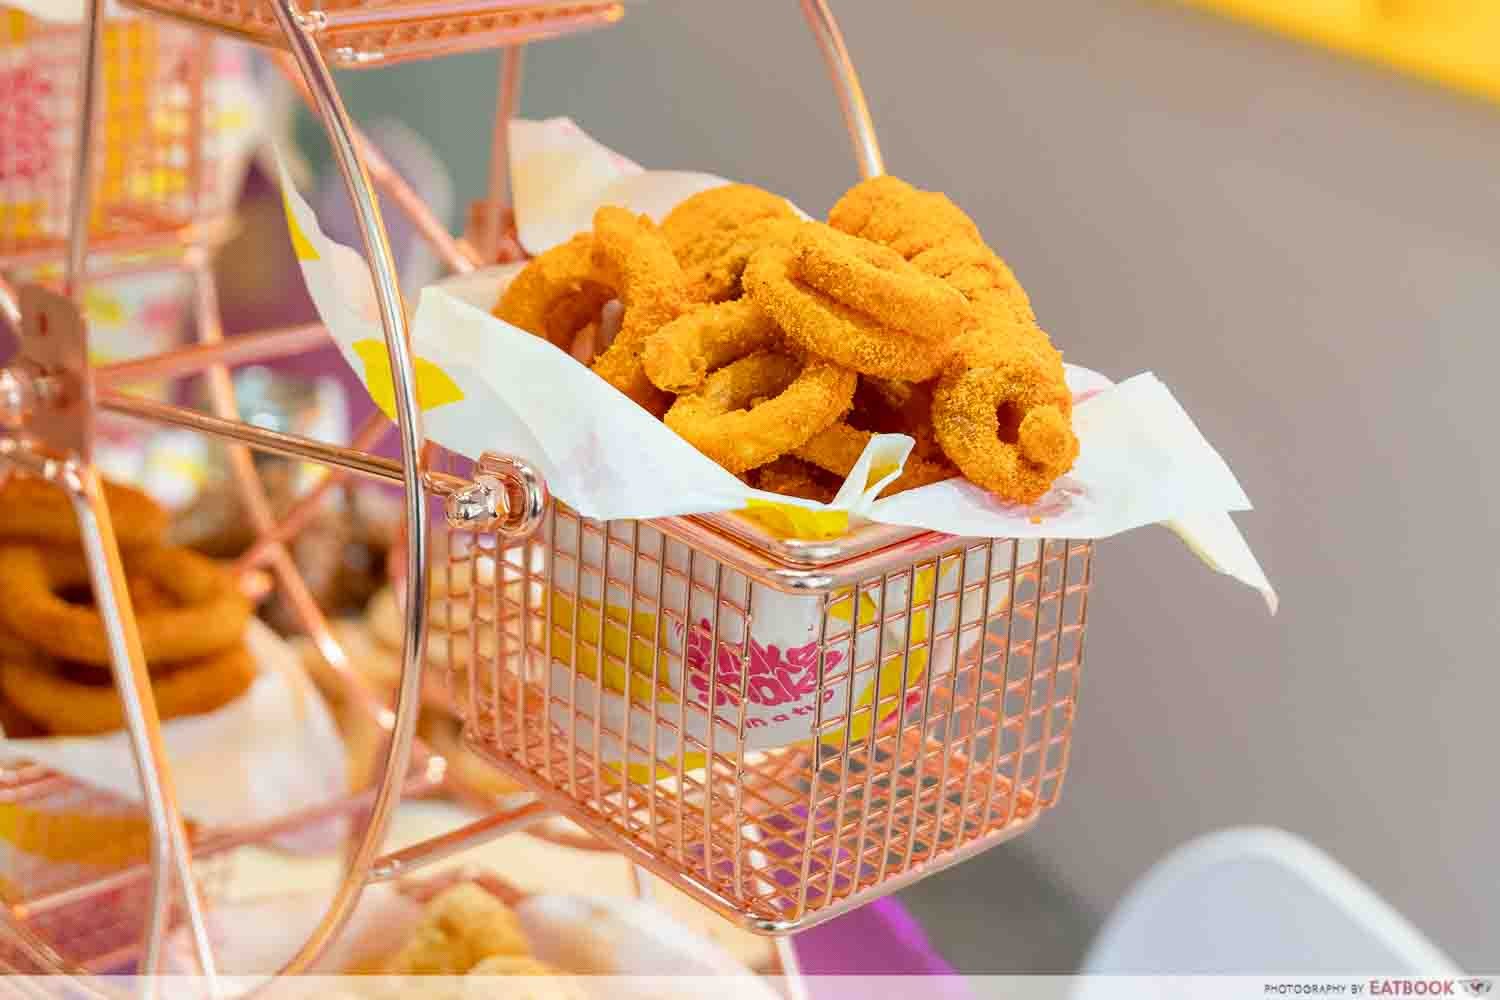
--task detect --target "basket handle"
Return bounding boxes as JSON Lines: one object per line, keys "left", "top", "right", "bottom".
{"left": 800, "top": 0, "right": 884, "bottom": 180}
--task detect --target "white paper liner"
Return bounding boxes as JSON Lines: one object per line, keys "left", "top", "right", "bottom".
{"left": 0, "top": 621, "right": 348, "bottom": 833}
{"left": 271, "top": 119, "right": 1274, "bottom": 611}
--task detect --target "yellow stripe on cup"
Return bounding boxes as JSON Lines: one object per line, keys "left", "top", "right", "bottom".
{"left": 1, "top": 10, "right": 26, "bottom": 45}
{"left": 546, "top": 591, "right": 704, "bottom": 784}
{"left": 351, "top": 339, "right": 465, "bottom": 420}
{"left": 548, "top": 591, "right": 678, "bottom": 707}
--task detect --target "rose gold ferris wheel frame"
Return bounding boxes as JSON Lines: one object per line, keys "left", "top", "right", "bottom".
{"left": 0, "top": 0, "right": 1092, "bottom": 992}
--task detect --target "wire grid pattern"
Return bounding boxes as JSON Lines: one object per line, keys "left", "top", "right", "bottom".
{"left": 0, "top": 764, "right": 231, "bottom": 971}
{"left": 0, "top": 8, "right": 217, "bottom": 266}
{"left": 436, "top": 500, "right": 1092, "bottom": 930}
{"left": 122, "top": 0, "right": 624, "bottom": 67}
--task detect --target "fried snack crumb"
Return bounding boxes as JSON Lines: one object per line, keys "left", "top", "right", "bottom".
{"left": 387, "top": 883, "right": 530, "bottom": 975}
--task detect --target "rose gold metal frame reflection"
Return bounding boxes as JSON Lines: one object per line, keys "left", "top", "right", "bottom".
{"left": 0, "top": 0, "right": 964, "bottom": 983}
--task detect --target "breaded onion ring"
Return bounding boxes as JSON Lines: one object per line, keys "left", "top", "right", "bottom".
{"left": 685, "top": 216, "right": 807, "bottom": 303}
{"left": 664, "top": 350, "right": 855, "bottom": 474}
{"left": 493, "top": 234, "right": 613, "bottom": 351}
{"left": 642, "top": 298, "right": 782, "bottom": 393}
{"left": 661, "top": 184, "right": 797, "bottom": 273}
{"left": 0, "top": 475, "right": 166, "bottom": 552}
{"left": 0, "top": 546, "right": 251, "bottom": 669}
{"left": 748, "top": 456, "right": 840, "bottom": 504}
{"left": 909, "top": 240, "right": 1070, "bottom": 417}
{"left": 932, "top": 359, "right": 1080, "bottom": 504}
{"left": 790, "top": 224, "right": 973, "bottom": 342}
{"left": 911, "top": 241, "right": 1034, "bottom": 327}
{"left": 827, "top": 176, "right": 982, "bottom": 260}
{"left": 743, "top": 247, "right": 953, "bottom": 381}
{"left": 587, "top": 206, "right": 690, "bottom": 416}
{"left": 794, "top": 421, "right": 956, "bottom": 498}
{"left": 0, "top": 642, "right": 256, "bottom": 736}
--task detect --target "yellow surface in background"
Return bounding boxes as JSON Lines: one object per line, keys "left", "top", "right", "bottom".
{"left": 1177, "top": 1, "right": 1500, "bottom": 105}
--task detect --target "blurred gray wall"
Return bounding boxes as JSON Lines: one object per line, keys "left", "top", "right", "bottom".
{"left": 326, "top": 0, "right": 1500, "bottom": 968}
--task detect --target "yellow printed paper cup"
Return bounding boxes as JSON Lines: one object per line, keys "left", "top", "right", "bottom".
{"left": 499, "top": 513, "right": 983, "bottom": 784}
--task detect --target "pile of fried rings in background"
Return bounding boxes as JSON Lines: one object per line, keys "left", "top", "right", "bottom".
{"left": 494, "top": 175, "right": 1078, "bottom": 506}
{"left": 0, "top": 475, "right": 255, "bottom": 737}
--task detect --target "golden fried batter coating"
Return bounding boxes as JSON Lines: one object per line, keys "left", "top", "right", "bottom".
{"left": 587, "top": 207, "right": 691, "bottom": 416}
{"left": 493, "top": 234, "right": 614, "bottom": 350}
{"left": 910, "top": 241, "right": 1034, "bottom": 326}
{"left": 743, "top": 247, "right": 954, "bottom": 381}
{"left": 790, "top": 223, "right": 973, "bottom": 342}
{"left": 684, "top": 215, "right": 808, "bottom": 303}
{"left": 794, "top": 421, "right": 956, "bottom": 498}
{"left": 387, "top": 883, "right": 531, "bottom": 975}
{"left": 749, "top": 456, "right": 840, "bottom": 504}
{"left": 1, "top": 642, "right": 257, "bottom": 736}
{"left": 828, "top": 176, "right": 983, "bottom": 260}
{"left": 0, "top": 546, "right": 250, "bottom": 670}
{"left": 642, "top": 298, "right": 782, "bottom": 393}
{"left": 0, "top": 475, "right": 167, "bottom": 552}
{"left": 661, "top": 183, "right": 798, "bottom": 274}
{"left": 932, "top": 359, "right": 1079, "bottom": 504}
{"left": 664, "top": 350, "right": 855, "bottom": 474}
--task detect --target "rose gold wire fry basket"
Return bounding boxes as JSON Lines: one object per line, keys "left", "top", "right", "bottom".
{"left": 121, "top": 0, "right": 624, "bottom": 67}
{"left": 0, "top": 6, "right": 229, "bottom": 271}
{"left": 427, "top": 475, "right": 1093, "bottom": 932}
{"left": 0, "top": 0, "right": 1091, "bottom": 985}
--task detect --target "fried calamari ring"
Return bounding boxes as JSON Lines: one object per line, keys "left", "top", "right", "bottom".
{"left": 748, "top": 456, "right": 839, "bottom": 504}
{"left": 908, "top": 241, "right": 1069, "bottom": 417}
{"left": 493, "top": 234, "right": 613, "bottom": 351}
{"left": 827, "top": 176, "right": 982, "bottom": 260}
{"left": 587, "top": 206, "right": 689, "bottom": 416}
{"left": 932, "top": 359, "right": 1080, "bottom": 505}
{"left": 685, "top": 216, "right": 807, "bottom": 303}
{"left": 743, "top": 247, "right": 953, "bottom": 381}
{"left": 664, "top": 350, "right": 855, "bottom": 474}
{"left": 642, "top": 298, "right": 782, "bottom": 393}
{"left": 0, "top": 546, "right": 251, "bottom": 669}
{"left": 790, "top": 224, "right": 973, "bottom": 342}
{"left": 0, "top": 642, "right": 257, "bottom": 736}
{"left": 911, "top": 241, "right": 1034, "bottom": 326}
{"left": 794, "top": 422, "right": 956, "bottom": 498}
{"left": 952, "top": 316, "right": 1070, "bottom": 415}
{"left": 661, "top": 184, "right": 797, "bottom": 273}
{"left": 0, "top": 475, "right": 166, "bottom": 551}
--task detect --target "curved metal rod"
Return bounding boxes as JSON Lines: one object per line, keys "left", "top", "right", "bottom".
{"left": 481, "top": 45, "right": 526, "bottom": 262}
{"left": 66, "top": 463, "right": 217, "bottom": 990}
{"left": 59, "top": 0, "right": 214, "bottom": 987}
{"left": 267, "top": 0, "right": 433, "bottom": 977}
{"left": 64, "top": 0, "right": 105, "bottom": 296}
{"left": 798, "top": 0, "right": 884, "bottom": 179}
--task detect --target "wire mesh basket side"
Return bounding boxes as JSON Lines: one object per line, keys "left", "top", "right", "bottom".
{"left": 0, "top": 7, "right": 221, "bottom": 268}
{"left": 437, "top": 502, "right": 1093, "bottom": 931}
